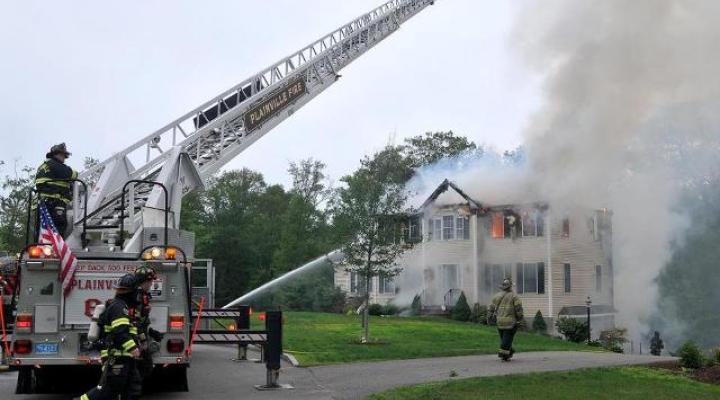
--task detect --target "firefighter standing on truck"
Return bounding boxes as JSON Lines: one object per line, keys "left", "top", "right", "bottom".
{"left": 79, "top": 274, "right": 143, "bottom": 400}
{"left": 133, "top": 266, "right": 164, "bottom": 379}
{"left": 35, "top": 143, "right": 78, "bottom": 238}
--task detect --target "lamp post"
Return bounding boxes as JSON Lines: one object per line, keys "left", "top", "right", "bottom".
{"left": 585, "top": 296, "right": 592, "bottom": 345}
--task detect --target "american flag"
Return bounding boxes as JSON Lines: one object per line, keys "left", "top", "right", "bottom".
{"left": 38, "top": 201, "right": 77, "bottom": 297}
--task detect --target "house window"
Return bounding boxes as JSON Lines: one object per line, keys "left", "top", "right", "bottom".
{"left": 350, "top": 272, "right": 367, "bottom": 293}
{"left": 455, "top": 216, "right": 470, "bottom": 240}
{"left": 562, "top": 218, "right": 570, "bottom": 237}
{"left": 442, "top": 216, "right": 455, "bottom": 240}
{"left": 521, "top": 211, "right": 544, "bottom": 237}
{"left": 440, "top": 264, "right": 459, "bottom": 293}
{"left": 409, "top": 216, "right": 421, "bottom": 242}
{"left": 430, "top": 218, "right": 442, "bottom": 241}
{"left": 516, "top": 262, "right": 545, "bottom": 294}
{"left": 484, "top": 263, "right": 512, "bottom": 293}
{"left": 564, "top": 263, "right": 571, "bottom": 293}
{"left": 504, "top": 212, "right": 517, "bottom": 238}
{"left": 491, "top": 212, "right": 504, "bottom": 238}
{"left": 596, "top": 265, "right": 602, "bottom": 291}
{"left": 378, "top": 276, "right": 395, "bottom": 294}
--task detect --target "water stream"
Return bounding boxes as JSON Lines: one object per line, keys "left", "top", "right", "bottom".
{"left": 222, "top": 249, "right": 345, "bottom": 309}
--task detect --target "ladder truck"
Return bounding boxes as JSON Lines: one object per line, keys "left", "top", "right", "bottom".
{"left": 10, "top": 0, "right": 436, "bottom": 393}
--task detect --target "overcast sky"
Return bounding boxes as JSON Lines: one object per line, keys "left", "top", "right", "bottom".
{"left": 0, "top": 0, "right": 538, "bottom": 187}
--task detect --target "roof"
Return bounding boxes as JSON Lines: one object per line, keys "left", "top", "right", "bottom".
{"left": 419, "top": 179, "right": 483, "bottom": 210}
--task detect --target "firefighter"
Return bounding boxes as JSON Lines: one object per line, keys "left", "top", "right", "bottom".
{"left": 488, "top": 278, "right": 524, "bottom": 361}
{"left": 79, "top": 274, "right": 142, "bottom": 400}
{"left": 35, "top": 143, "right": 78, "bottom": 238}
{"left": 133, "top": 266, "right": 164, "bottom": 379}
{"left": 650, "top": 331, "right": 664, "bottom": 356}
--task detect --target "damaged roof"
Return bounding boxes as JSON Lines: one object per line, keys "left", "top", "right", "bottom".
{"left": 419, "top": 179, "right": 483, "bottom": 210}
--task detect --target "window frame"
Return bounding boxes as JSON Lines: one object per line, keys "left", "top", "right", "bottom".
{"left": 442, "top": 215, "right": 455, "bottom": 240}
{"left": 516, "top": 262, "right": 545, "bottom": 295}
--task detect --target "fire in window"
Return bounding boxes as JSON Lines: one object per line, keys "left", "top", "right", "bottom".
{"left": 491, "top": 212, "right": 504, "bottom": 238}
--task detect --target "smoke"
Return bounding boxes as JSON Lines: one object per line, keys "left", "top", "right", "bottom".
{"left": 394, "top": 1, "right": 719, "bottom": 346}
{"left": 512, "top": 0, "right": 720, "bottom": 341}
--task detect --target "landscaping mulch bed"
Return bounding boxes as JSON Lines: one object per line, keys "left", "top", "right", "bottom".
{"left": 648, "top": 360, "right": 720, "bottom": 386}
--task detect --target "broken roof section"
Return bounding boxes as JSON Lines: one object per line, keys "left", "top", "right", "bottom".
{"left": 419, "top": 179, "right": 483, "bottom": 211}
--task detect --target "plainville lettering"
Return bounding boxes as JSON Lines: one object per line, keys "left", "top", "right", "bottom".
{"left": 244, "top": 78, "right": 306, "bottom": 131}
{"left": 72, "top": 279, "right": 116, "bottom": 290}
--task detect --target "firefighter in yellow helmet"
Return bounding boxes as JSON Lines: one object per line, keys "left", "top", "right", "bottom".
{"left": 488, "top": 278, "right": 524, "bottom": 361}
{"left": 79, "top": 274, "right": 142, "bottom": 400}
{"left": 35, "top": 143, "right": 78, "bottom": 238}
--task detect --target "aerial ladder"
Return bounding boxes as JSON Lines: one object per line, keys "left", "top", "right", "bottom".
{"left": 71, "top": 0, "right": 436, "bottom": 253}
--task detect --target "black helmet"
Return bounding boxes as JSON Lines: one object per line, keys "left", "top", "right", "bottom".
{"left": 500, "top": 278, "right": 513, "bottom": 290}
{"left": 134, "top": 266, "right": 157, "bottom": 283}
{"left": 46, "top": 143, "right": 71, "bottom": 159}
{"left": 113, "top": 273, "right": 138, "bottom": 292}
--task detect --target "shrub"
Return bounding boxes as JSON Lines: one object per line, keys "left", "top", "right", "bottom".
{"left": 678, "top": 341, "right": 704, "bottom": 369}
{"left": 452, "top": 291, "right": 471, "bottom": 321}
{"left": 368, "top": 303, "right": 384, "bottom": 316}
{"left": 383, "top": 303, "right": 400, "bottom": 316}
{"left": 599, "top": 328, "right": 628, "bottom": 353}
{"left": 713, "top": 348, "right": 720, "bottom": 365}
{"left": 555, "top": 318, "right": 589, "bottom": 343}
{"left": 411, "top": 294, "right": 422, "bottom": 316}
{"left": 532, "top": 310, "right": 548, "bottom": 334}
{"left": 469, "top": 303, "right": 488, "bottom": 324}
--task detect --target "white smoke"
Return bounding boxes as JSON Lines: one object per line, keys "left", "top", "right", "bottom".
{"left": 395, "top": 1, "right": 719, "bottom": 344}
{"left": 512, "top": 0, "right": 720, "bottom": 338}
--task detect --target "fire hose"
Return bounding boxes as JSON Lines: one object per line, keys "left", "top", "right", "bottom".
{"left": 186, "top": 296, "right": 205, "bottom": 357}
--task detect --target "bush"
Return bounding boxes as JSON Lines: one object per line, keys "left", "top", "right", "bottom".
{"left": 469, "top": 303, "right": 488, "bottom": 324}
{"left": 411, "top": 294, "right": 422, "bottom": 316}
{"left": 678, "top": 341, "right": 704, "bottom": 369}
{"left": 452, "top": 291, "right": 471, "bottom": 321}
{"left": 713, "top": 348, "right": 720, "bottom": 365}
{"left": 368, "top": 303, "right": 384, "bottom": 316}
{"left": 532, "top": 310, "right": 547, "bottom": 334}
{"left": 383, "top": 303, "right": 400, "bottom": 316}
{"left": 599, "top": 328, "right": 627, "bottom": 353}
{"left": 555, "top": 318, "right": 589, "bottom": 343}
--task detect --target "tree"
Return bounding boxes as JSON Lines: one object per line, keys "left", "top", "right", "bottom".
{"left": 532, "top": 310, "right": 548, "bottom": 334}
{"left": 0, "top": 161, "right": 34, "bottom": 253}
{"left": 333, "top": 147, "right": 414, "bottom": 342}
{"left": 402, "top": 131, "right": 479, "bottom": 169}
{"left": 452, "top": 291, "right": 471, "bottom": 321}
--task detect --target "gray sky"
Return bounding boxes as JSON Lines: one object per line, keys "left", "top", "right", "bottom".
{"left": 0, "top": 0, "right": 538, "bottom": 187}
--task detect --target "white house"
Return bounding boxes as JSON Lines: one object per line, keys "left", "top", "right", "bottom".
{"left": 335, "top": 179, "right": 615, "bottom": 335}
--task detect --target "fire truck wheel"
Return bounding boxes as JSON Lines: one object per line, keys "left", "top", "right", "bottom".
{"left": 15, "top": 366, "right": 36, "bottom": 394}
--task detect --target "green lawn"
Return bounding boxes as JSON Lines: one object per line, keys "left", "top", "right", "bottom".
{"left": 369, "top": 367, "right": 720, "bottom": 400}
{"left": 280, "top": 312, "right": 589, "bottom": 366}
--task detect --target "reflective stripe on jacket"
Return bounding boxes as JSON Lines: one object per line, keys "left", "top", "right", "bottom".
{"left": 35, "top": 158, "right": 78, "bottom": 203}
{"left": 99, "top": 298, "right": 138, "bottom": 358}
{"left": 490, "top": 290, "right": 524, "bottom": 330}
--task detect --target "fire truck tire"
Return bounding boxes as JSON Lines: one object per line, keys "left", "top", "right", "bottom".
{"left": 15, "top": 366, "right": 35, "bottom": 394}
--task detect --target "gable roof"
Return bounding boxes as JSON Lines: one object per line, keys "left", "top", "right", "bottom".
{"left": 419, "top": 179, "right": 483, "bottom": 210}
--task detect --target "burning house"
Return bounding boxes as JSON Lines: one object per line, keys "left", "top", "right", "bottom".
{"left": 335, "top": 179, "right": 615, "bottom": 335}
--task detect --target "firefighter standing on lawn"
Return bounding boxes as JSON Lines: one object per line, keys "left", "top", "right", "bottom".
{"left": 133, "top": 266, "right": 164, "bottom": 379}
{"left": 488, "top": 278, "right": 524, "bottom": 361}
{"left": 35, "top": 143, "right": 78, "bottom": 238}
{"left": 79, "top": 274, "right": 143, "bottom": 400}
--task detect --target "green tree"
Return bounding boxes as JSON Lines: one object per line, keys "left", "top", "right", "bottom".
{"left": 0, "top": 161, "right": 34, "bottom": 252}
{"left": 532, "top": 310, "right": 548, "bottom": 334}
{"left": 402, "top": 131, "right": 478, "bottom": 169}
{"left": 452, "top": 291, "right": 471, "bottom": 321}
{"left": 334, "top": 147, "right": 414, "bottom": 342}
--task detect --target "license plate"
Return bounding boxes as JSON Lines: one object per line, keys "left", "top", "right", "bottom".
{"left": 35, "top": 342, "right": 59, "bottom": 354}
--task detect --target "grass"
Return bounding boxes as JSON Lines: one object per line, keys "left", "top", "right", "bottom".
{"left": 277, "top": 311, "right": 589, "bottom": 366}
{"left": 369, "top": 367, "right": 720, "bottom": 400}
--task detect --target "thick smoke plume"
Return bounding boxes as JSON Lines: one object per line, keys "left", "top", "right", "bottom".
{"left": 399, "top": 1, "right": 719, "bottom": 346}
{"left": 513, "top": 0, "right": 720, "bottom": 341}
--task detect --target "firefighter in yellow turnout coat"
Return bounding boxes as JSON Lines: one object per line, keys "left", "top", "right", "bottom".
{"left": 80, "top": 274, "right": 143, "bottom": 400}
{"left": 488, "top": 278, "right": 524, "bottom": 361}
